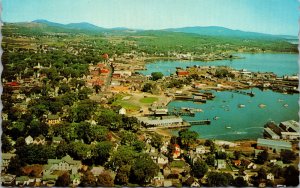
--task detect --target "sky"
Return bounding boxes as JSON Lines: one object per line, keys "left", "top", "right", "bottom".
{"left": 1, "top": 0, "right": 299, "bottom": 35}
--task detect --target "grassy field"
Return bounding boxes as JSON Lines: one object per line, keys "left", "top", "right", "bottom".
{"left": 139, "top": 97, "right": 158, "bottom": 104}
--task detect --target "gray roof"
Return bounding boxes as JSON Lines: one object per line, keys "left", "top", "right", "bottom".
{"left": 264, "top": 128, "right": 280, "bottom": 138}
{"left": 257, "top": 138, "right": 292, "bottom": 149}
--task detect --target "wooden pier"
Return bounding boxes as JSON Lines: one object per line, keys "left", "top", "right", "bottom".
{"left": 168, "top": 111, "right": 195, "bottom": 117}
{"left": 188, "top": 120, "right": 211, "bottom": 125}
{"left": 230, "top": 90, "right": 255, "bottom": 97}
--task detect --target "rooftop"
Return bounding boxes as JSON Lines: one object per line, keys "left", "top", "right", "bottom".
{"left": 257, "top": 138, "right": 292, "bottom": 149}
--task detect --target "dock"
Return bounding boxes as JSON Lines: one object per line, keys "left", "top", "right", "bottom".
{"left": 188, "top": 120, "right": 211, "bottom": 125}
{"left": 230, "top": 90, "right": 255, "bottom": 97}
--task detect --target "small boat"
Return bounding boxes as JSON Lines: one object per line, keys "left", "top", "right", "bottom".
{"left": 259, "top": 104, "right": 266, "bottom": 108}
{"left": 238, "top": 104, "right": 245, "bottom": 108}
{"left": 225, "top": 126, "right": 231, "bottom": 129}
{"left": 213, "top": 116, "right": 220, "bottom": 120}
{"left": 278, "top": 99, "right": 284, "bottom": 102}
{"left": 283, "top": 104, "right": 289, "bottom": 107}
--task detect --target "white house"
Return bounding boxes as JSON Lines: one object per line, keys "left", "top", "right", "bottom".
{"left": 119, "top": 108, "right": 126, "bottom": 115}
{"left": 267, "top": 173, "right": 274, "bottom": 181}
{"left": 25, "top": 136, "right": 34, "bottom": 145}
{"left": 215, "top": 159, "right": 226, "bottom": 169}
{"left": 157, "top": 154, "right": 169, "bottom": 165}
{"left": 195, "top": 145, "right": 206, "bottom": 154}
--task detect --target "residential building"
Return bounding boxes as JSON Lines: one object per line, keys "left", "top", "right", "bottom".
{"left": 215, "top": 159, "right": 226, "bottom": 169}
{"left": 1, "top": 153, "right": 16, "bottom": 171}
{"left": 25, "top": 135, "right": 34, "bottom": 145}
{"left": 43, "top": 155, "right": 82, "bottom": 175}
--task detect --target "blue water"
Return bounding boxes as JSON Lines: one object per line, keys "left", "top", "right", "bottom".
{"left": 139, "top": 53, "right": 298, "bottom": 77}
{"left": 168, "top": 88, "right": 299, "bottom": 141}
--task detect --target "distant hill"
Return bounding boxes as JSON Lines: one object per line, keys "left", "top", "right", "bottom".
{"left": 4, "top": 20, "right": 297, "bottom": 42}
{"left": 33, "top": 19, "right": 107, "bottom": 32}
{"left": 164, "top": 26, "right": 296, "bottom": 39}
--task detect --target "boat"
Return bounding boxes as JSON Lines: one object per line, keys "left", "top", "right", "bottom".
{"left": 283, "top": 104, "right": 289, "bottom": 107}
{"left": 259, "top": 104, "right": 266, "bottom": 108}
{"left": 238, "top": 104, "right": 245, "bottom": 108}
{"left": 225, "top": 126, "right": 231, "bottom": 129}
{"left": 213, "top": 116, "right": 220, "bottom": 120}
{"left": 278, "top": 99, "right": 284, "bottom": 102}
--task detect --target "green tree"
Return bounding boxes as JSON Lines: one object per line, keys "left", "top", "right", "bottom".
{"left": 270, "top": 164, "right": 283, "bottom": 178}
{"left": 257, "top": 168, "right": 267, "bottom": 180}
{"left": 233, "top": 177, "right": 248, "bottom": 187}
{"left": 141, "top": 83, "right": 153, "bottom": 92}
{"left": 130, "top": 154, "right": 159, "bottom": 185}
{"left": 192, "top": 160, "right": 208, "bottom": 178}
{"left": 280, "top": 150, "right": 296, "bottom": 164}
{"left": 205, "top": 154, "right": 215, "bottom": 166}
{"left": 115, "top": 165, "right": 131, "bottom": 185}
{"left": 178, "top": 129, "right": 198, "bottom": 149}
{"left": 1, "top": 133, "right": 13, "bottom": 152}
{"left": 284, "top": 165, "right": 299, "bottom": 186}
{"left": 7, "top": 155, "right": 23, "bottom": 176}
{"left": 151, "top": 72, "right": 163, "bottom": 81}
{"left": 97, "top": 171, "right": 114, "bottom": 187}
{"left": 80, "top": 170, "right": 97, "bottom": 187}
{"left": 233, "top": 150, "right": 241, "bottom": 160}
{"left": 207, "top": 172, "right": 231, "bottom": 187}
{"left": 216, "top": 151, "right": 227, "bottom": 159}
{"left": 97, "top": 109, "right": 123, "bottom": 130}
{"left": 55, "top": 172, "right": 71, "bottom": 187}
{"left": 256, "top": 150, "right": 268, "bottom": 164}
{"left": 92, "top": 141, "right": 113, "bottom": 165}
{"left": 55, "top": 141, "right": 70, "bottom": 158}
{"left": 107, "top": 146, "right": 137, "bottom": 170}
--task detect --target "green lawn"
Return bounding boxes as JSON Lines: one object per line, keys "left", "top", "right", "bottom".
{"left": 139, "top": 97, "right": 158, "bottom": 104}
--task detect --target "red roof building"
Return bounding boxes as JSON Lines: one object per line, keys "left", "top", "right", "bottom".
{"left": 176, "top": 70, "right": 189, "bottom": 77}
{"left": 101, "top": 69, "right": 109, "bottom": 74}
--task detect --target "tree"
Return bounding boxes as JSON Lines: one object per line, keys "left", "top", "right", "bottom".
{"left": 204, "top": 139, "right": 214, "bottom": 146}
{"left": 257, "top": 168, "right": 267, "bottom": 180}
{"left": 192, "top": 159, "right": 208, "bottom": 178}
{"left": 115, "top": 165, "right": 131, "bottom": 185}
{"left": 233, "top": 150, "right": 241, "bottom": 160}
{"left": 92, "top": 141, "right": 113, "bottom": 165}
{"left": 234, "top": 177, "right": 248, "bottom": 187}
{"left": 280, "top": 150, "right": 296, "bottom": 164}
{"left": 1, "top": 133, "right": 13, "bottom": 152}
{"left": 7, "top": 155, "right": 23, "bottom": 176}
{"left": 56, "top": 172, "right": 71, "bottom": 187}
{"left": 270, "top": 164, "right": 283, "bottom": 178}
{"left": 207, "top": 172, "right": 231, "bottom": 187}
{"left": 107, "top": 146, "right": 137, "bottom": 170}
{"left": 141, "top": 83, "right": 153, "bottom": 92}
{"left": 130, "top": 154, "right": 159, "bottom": 185}
{"left": 80, "top": 170, "right": 97, "bottom": 187}
{"left": 55, "top": 141, "right": 70, "bottom": 158}
{"left": 97, "top": 171, "right": 114, "bottom": 187}
{"left": 120, "top": 130, "right": 138, "bottom": 146}
{"left": 256, "top": 150, "right": 268, "bottom": 164}
{"left": 216, "top": 151, "right": 227, "bottom": 159}
{"left": 151, "top": 72, "right": 163, "bottom": 81}
{"left": 284, "top": 165, "right": 299, "bottom": 186}
{"left": 149, "top": 133, "right": 163, "bottom": 149}
{"left": 178, "top": 129, "right": 198, "bottom": 149}
{"left": 205, "top": 154, "right": 215, "bottom": 166}
{"left": 97, "top": 109, "right": 123, "bottom": 130}
{"left": 93, "top": 85, "right": 101, "bottom": 94}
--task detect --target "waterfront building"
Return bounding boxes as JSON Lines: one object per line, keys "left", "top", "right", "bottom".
{"left": 257, "top": 138, "right": 292, "bottom": 152}
{"left": 137, "top": 116, "right": 183, "bottom": 127}
{"left": 263, "top": 128, "right": 280, "bottom": 140}
{"left": 279, "top": 120, "right": 299, "bottom": 132}
{"left": 281, "top": 132, "right": 300, "bottom": 140}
